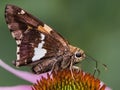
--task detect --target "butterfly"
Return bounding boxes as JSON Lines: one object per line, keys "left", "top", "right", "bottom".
{"left": 5, "top": 4, "right": 86, "bottom": 74}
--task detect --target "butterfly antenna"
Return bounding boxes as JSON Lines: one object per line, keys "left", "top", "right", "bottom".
{"left": 85, "top": 53, "right": 107, "bottom": 76}
{"left": 93, "top": 66, "right": 101, "bottom": 77}
{"left": 102, "top": 64, "right": 108, "bottom": 70}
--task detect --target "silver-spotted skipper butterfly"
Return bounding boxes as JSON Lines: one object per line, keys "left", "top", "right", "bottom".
{"left": 5, "top": 4, "right": 86, "bottom": 74}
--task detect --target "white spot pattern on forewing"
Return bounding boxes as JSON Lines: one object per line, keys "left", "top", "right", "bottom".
{"left": 16, "top": 46, "right": 20, "bottom": 60}
{"left": 41, "top": 33, "right": 45, "bottom": 40}
{"left": 18, "top": 10, "right": 25, "bottom": 15}
{"left": 32, "top": 33, "right": 47, "bottom": 61}
{"left": 16, "top": 40, "right": 21, "bottom": 45}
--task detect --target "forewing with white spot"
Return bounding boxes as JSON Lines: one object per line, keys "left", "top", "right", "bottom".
{"left": 5, "top": 4, "right": 69, "bottom": 67}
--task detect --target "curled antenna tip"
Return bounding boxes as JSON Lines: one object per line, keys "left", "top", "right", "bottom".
{"left": 102, "top": 64, "right": 108, "bottom": 70}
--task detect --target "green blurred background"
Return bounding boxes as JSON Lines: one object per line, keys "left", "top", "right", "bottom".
{"left": 0, "top": 0, "right": 120, "bottom": 89}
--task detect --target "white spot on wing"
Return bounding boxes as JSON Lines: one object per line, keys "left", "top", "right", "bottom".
{"left": 17, "top": 46, "right": 20, "bottom": 53}
{"left": 11, "top": 32, "right": 16, "bottom": 38}
{"left": 41, "top": 33, "right": 45, "bottom": 40}
{"left": 32, "top": 33, "right": 47, "bottom": 61}
{"left": 32, "top": 41, "right": 47, "bottom": 61}
{"left": 11, "top": 30, "right": 22, "bottom": 40}
{"left": 17, "top": 54, "right": 20, "bottom": 60}
{"left": 15, "top": 62, "right": 20, "bottom": 67}
{"left": 8, "top": 24, "right": 11, "bottom": 29}
{"left": 17, "top": 47, "right": 20, "bottom": 60}
{"left": 18, "top": 10, "right": 25, "bottom": 15}
{"left": 16, "top": 40, "right": 21, "bottom": 45}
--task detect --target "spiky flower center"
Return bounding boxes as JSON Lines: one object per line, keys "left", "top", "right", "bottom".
{"left": 32, "top": 70, "right": 106, "bottom": 90}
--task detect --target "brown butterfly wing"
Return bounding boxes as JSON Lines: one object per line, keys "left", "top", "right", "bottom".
{"left": 5, "top": 4, "right": 69, "bottom": 67}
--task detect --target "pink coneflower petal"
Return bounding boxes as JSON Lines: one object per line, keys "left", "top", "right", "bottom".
{"left": 0, "top": 59, "right": 51, "bottom": 83}
{"left": 100, "top": 82, "right": 112, "bottom": 90}
{"left": 0, "top": 85, "right": 32, "bottom": 90}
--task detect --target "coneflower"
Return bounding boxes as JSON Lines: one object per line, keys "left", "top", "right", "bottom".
{"left": 0, "top": 59, "right": 111, "bottom": 90}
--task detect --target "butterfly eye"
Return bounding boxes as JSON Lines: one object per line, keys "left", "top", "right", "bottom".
{"left": 75, "top": 52, "right": 82, "bottom": 58}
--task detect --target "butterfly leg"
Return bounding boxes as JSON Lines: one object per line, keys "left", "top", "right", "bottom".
{"left": 72, "top": 65, "right": 81, "bottom": 72}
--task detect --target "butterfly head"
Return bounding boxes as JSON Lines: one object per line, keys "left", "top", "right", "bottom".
{"left": 69, "top": 45, "right": 86, "bottom": 64}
